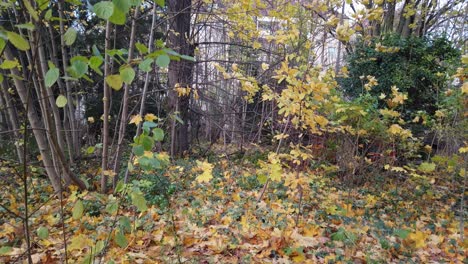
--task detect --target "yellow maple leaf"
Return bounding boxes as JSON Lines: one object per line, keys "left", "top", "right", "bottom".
{"left": 144, "top": 113, "right": 158, "bottom": 122}
{"left": 252, "top": 41, "right": 261, "bottom": 49}
{"left": 129, "top": 114, "right": 143, "bottom": 125}
{"left": 407, "top": 230, "right": 426, "bottom": 249}
{"left": 261, "top": 63, "right": 269, "bottom": 71}
{"left": 195, "top": 160, "right": 213, "bottom": 183}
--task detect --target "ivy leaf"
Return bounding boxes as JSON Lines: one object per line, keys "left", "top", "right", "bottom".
{"left": 156, "top": 54, "right": 170, "bottom": 68}
{"left": 72, "top": 200, "right": 84, "bottom": 219}
{"left": 45, "top": 68, "right": 60, "bottom": 88}
{"left": 64, "top": 27, "right": 77, "bottom": 46}
{"left": 56, "top": 95, "right": 68, "bottom": 108}
{"left": 120, "top": 67, "right": 135, "bottom": 84}
{"left": 7, "top": 31, "right": 30, "bottom": 51}
{"left": 106, "top": 74, "right": 123, "bottom": 91}
{"left": 131, "top": 192, "right": 147, "bottom": 212}
{"left": 37, "top": 226, "right": 49, "bottom": 239}
{"left": 93, "top": 1, "right": 115, "bottom": 20}
{"left": 114, "top": 231, "right": 127, "bottom": 248}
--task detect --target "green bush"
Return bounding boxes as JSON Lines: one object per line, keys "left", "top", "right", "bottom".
{"left": 340, "top": 34, "right": 460, "bottom": 117}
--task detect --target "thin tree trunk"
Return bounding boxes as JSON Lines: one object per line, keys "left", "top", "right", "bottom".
{"left": 124, "top": 3, "right": 158, "bottom": 183}
{"left": 58, "top": 0, "right": 79, "bottom": 159}
{"left": 0, "top": 76, "right": 23, "bottom": 162}
{"left": 101, "top": 21, "right": 113, "bottom": 193}
{"left": 112, "top": 7, "right": 139, "bottom": 188}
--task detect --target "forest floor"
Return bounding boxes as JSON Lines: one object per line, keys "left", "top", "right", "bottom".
{"left": 0, "top": 144, "right": 466, "bottom": 263}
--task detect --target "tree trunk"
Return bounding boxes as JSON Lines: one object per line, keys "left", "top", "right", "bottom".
{"left": 101, "top": 21, "right": 113, "bottom": 193}
{"left": 113, "top": 7, "right": 139, "bottom": 188}
{"left": 167, "top": 0, "right": 195, "bottom": 157}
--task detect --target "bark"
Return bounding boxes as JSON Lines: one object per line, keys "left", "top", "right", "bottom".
{"left": 5, "top": 46, "right": 68, "bottom": 193}
{"left": 0, "top": 74, "right": 23, "bottom": 163}
{"left": 124, "top": 3, "right": 158, "bottom": 183}
{"left": 58, "top": 0, "right": 79, "bottom": 159}
{"left": 112, "top": 7, "right": 139, "bottom": 188}
{"left": 101, "top": 21, "right": 113, "bottom": 193}
{"left": 167, "top": 0, "right": 195, "bottom": 157}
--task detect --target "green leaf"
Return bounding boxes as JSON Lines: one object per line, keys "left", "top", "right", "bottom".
{"left": 120, "top": 67, "right": 135, "bottom": 84}
{"left": 72, "top": 200, "right": 84, "bottom": 219}
{"left": 89, "top": 56, "right": 104, "bottom": 75}
{"left": 113, "top": 0, "right": 131, "bottom": 14}
{"left": 37, "top": 226, "right": 49, "bottom": 239}
{"left": 155, "top": 0, "right": 164, "bottom": 7}
{"left": 418, "top": 162, "right": 436, "bottom": 173}
{"left": 0, "top": 38, "right": 5, "bottom": 54}
{"left": 130, "top": 0, "right": 142, "bottom": 6}
{"left": 331, "top": 228, "right": 346, "bottom": 241}
{"left": 44, "top": 9, "right": 52, "bottom": 20}
{"left": 45, "top": 68, "right": 60, "bottom": 88}
{"left": 106, "top": 200, "right": 119, "bottom": 214}
{"left": 22, "top": 0, "right": 39, "bottom": 21}
{"left": 132, "top": 145, "right": 144, "bottom": 156}
{"left": 138, "top": 156, "right": 161, "bottom": 170}
{"left": 393, "top": 229, "right": 410, "bottom": 239}
{"left": 92, "top": 44, "right": 101, "bottom": 56}
{"left": 0, "top": 60, "right": 19, "bottom": 70}
{"left": 15, "top": 23, "right": 35, "bottom": 31}
{"left": 56, "top": 95, "right": 68, "bottom": 108}
{"left": 95, "top": 240, "right": 105, "bottom": 254}
{"left": 114, "top": 232, "right": 127, "bottom": 248}
{"left": 94, "top": 1, "right": 115, "bottom": 20}
{"left": 0, "top": 246, "right": 12, "bottom": 255}
{"left": 109, "top": 6, "right": 126, "bottom": 25}
{"left": 180, "top": 54, "right": 195, "bottom": 62}
{"left": 131, "top": 192, "right": 147, "bottom": 212}
{"left": 64, "top": 27, "right": 77, "bottom": 46}
{"left": 106, "top": 74, "right": 123, "bottom": 91}
{"left": 70, "top": 60, "right": 88, "bottom": 78}
{"left": 156, "top": 54, "right": 170, "bottom": 68}
{"left": 86, "top": 146, "right": 95, "bottom": 154}
{"left": 138, "top": 58, "right": 153, "bottom": 72}
{"left": 135, "top": 42, "right": 148, "bottom": 54}
{"left": 152, "top": 128, "right": 164, "bottom": 141}
{"left": 6, "top": 31, "right": 30, "bottom": 51}
{"left": 119, "top": 216, "right": 131, "bottom": 233}
{"left": 140, "top": 135, "right": 154, "bottom": 151}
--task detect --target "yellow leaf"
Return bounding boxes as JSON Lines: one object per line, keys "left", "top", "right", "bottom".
{"left": 68, "top": 234, "right": 92, "bottom": 251}
{"left": 261, "top": 63, "right": 269, "bottom": 70}
{"left": 252, "top": 41, "right": 261, "bottom": 49}
{"left": 129, "top": 114, "right": 143, "bottom": 125}
{"left": 407, "top": 231, "right": 426, "bottom": 249}
{"left": 87, "top": 117, "right": 95, "bottom": 123}
{"left": 195, "top": 160, "right": 213, "bottom": 183}
{"left": 144, "top": 113, "right": 158, "bottom": 122}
